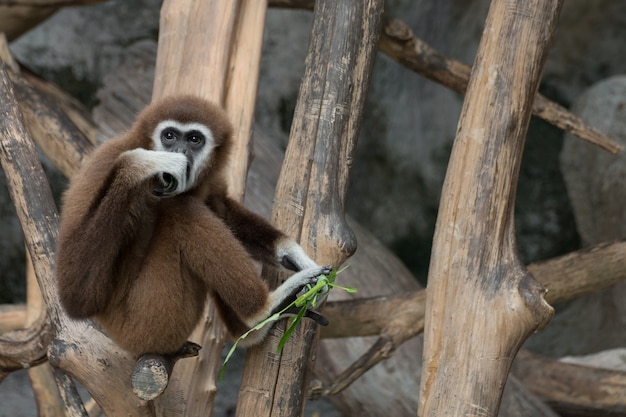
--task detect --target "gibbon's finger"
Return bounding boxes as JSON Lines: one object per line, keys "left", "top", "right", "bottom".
{"left": 153, "top": 172, "right": 179, "bottom": 196}
{"left": 304, "top": 309, "right": 329, "bottom": 326}
{"left": 280, "top": 305, "right": 329, "bottom": 327}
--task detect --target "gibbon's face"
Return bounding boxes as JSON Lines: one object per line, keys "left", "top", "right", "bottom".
{"left": 151, "top": 120, "right": 215, "bottom": 192}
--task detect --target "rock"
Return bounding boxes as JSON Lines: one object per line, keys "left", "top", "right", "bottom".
{"left": 525, "top": 76, "right": 626, "bottom": 356}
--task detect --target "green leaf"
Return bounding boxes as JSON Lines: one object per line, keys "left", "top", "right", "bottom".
{"left": 220, "top": 265, "right": 355, "bottom": 376}
{"left": 277, "top": 305, "right": 307, "bottom": 353}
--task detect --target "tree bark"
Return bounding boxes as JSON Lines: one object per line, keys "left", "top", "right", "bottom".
{"left": 236, "top": 1, "right": 383, "bottom": 416}
{"left": 0, "top": 59, "right": 153, "bottom": 416}
{"left": 512, "top": 350, "right": 626, "bottom": 417}
{"left": 419, "top": 1, "right": 561, "bottom": 416}
{"left": 25, "top": 253, "right": 66, "bottom": 417}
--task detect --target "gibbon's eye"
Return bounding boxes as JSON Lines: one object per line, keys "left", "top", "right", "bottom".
{"left": 161, "top": 129, "right": 178, "bottom": 142}
{"left": 187, "top": 131, "right": 205, "bottom": 146}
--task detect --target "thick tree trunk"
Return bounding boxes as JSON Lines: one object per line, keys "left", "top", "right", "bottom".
{"left": 418, "top": 1, "right": 561, "bottom": 415}
{"left": 235, "top": 1, "right": 383, "bottom": 416}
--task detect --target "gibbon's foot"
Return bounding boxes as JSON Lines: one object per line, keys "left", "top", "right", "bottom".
{"left": 171, "top": 341, "right": 202, "bottom": 359}
{"left": 303, "top": 308, "right": 330, "bottom": 326}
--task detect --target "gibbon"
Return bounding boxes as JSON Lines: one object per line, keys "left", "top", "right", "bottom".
{"left": 56, "top": 95, "right": 329, "bottom": 357}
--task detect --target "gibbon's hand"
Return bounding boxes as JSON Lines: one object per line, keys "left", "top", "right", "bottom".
{"left": 274, "top": 265, "right": 332, "bottom": 326}
{"left": 150, "top": 153, "right": 188, "bottom": 197}
{"left": 153, "top": 172, "right": 179, "bottom": 196}
{"left": 120, "top": 148, "right": 188, "bottom": 197}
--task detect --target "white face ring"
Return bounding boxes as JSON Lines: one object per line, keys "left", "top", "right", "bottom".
{"left": 151, "top": 120, "right": 215, "bottom": 191}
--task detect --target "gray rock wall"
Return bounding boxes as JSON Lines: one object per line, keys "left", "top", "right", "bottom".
{"left": 6, "top": 0, "right": 626, "bottom": 308}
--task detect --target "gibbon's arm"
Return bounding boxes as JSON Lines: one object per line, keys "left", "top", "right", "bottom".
{"left": 57, "top": 142, "right": 188, "bottom": 318}
{"left": 206, "top": 195, "right": 318, "bottom": 271}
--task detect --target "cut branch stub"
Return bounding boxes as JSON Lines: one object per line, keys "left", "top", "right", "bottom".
{"left": 131, "top": 341, "right": 201, "bottom": 401}
{"left": 419, "top": 0, "right": 560, "bottom": 416}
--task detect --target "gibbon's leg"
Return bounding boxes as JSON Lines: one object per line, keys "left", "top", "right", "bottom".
{"left": 97, "top": 222, "right": 209, "bottom": 356}
{"left": 206, "top": 195, "right": 318, "bottom": 271}
{"left": 57, "top": 144, "right": 189, "bottom": 319}
{"left": 171, "top": 197, "right": 329, "bottom": 340}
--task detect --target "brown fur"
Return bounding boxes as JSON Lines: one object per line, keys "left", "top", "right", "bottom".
{"left": 56, "top": 96, "right": 301, "bottom": 356}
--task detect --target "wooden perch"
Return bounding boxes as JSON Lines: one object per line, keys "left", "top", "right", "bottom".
{"left": 419, "top": 1, "right": 560, "bottom": 415}
{"left": 379, "top": 17, "right": 622, "bottom": 154}
{"left": 0, "top": 315, "right": 52, "bottom": 377}
{"left": 318, "top": 239, "right": 626, "bottom": 396}
{"left": 513, "top": 350, "right": 626, "bottom": 416}
{"left": 236, "top": 1, "right": 383, "bottom": 416}
{"left": 150, "top": 1, "right": 268, "bottom": 414}
{"left": 322, "top": 239, "right": 626, "bottom": 339}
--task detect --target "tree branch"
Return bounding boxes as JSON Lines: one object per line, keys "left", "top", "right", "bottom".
{"left": 379, "top": 17, "right": 621, "bottom": 154}
{"left": 419, "top": 1, "right": 560, "bottom": 415}
{"left": 236, "top": 1, "right": 383, "bottom": 415}
{"left": 318, "top": 239, "right": 626, "bottom": 396}
{"left": 0, "top": 1, "right": 107, "bottom": 41}
{"left": 513, "top": 350, "right": 626, "bottom": 417}
{"left": 0, "top": 314, "right": 52, "bottom": 372}
{"left": 0, "top": 59, "right": 153, "bottom": 416}
{"left": 265, "top": 3, "right": 622, "bottom": 154}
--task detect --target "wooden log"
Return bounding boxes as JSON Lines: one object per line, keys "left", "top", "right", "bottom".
{"left": 151, "top": 1, "right": 237, "bottom": 413}
{"left": 0, "top": 304, "right": 26, "bottom": 332}
{"left": 0, "top": 0, "right": 106, "bottom": 41}
{"left": 224, "top": 0, "right": 268, "bottom": 200}
{"left": 236, "top": 1, "right": 383, "bottom": 416}
{"left": 153, "top": 0, "right": 237, "bottom": 103}
{"left": 25, "top": 251, "right": 66, "bottom": 417}
{"left": 322, "top": 239, "right": 626, "bottom": 340}
{"left": 8, "top": 69, "right": 94, "bottom": 178}
{"left": 418, "top": 1, "right": 560, "bottom": 416}
{"left": 512, "top": 350, "right": 626, "bottom": 417}
{"left": 131, "top": 342, "right": 201, "bottom": 401}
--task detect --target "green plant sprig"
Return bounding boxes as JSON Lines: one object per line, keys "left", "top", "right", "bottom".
{"left": 220, "top": 266, "right": 355, "bottom": 379}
